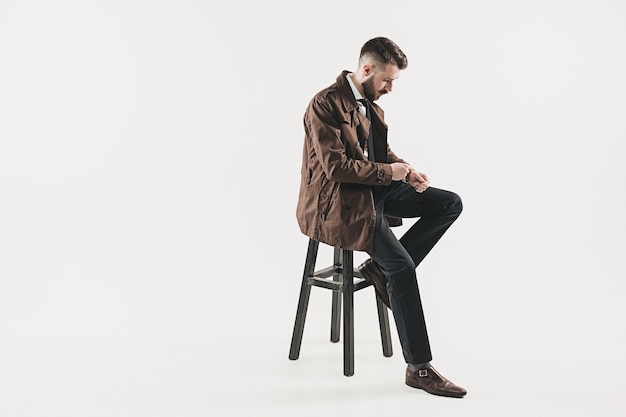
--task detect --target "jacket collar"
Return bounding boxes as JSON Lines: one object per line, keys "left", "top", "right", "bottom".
{"left": 336, "top": 70, "right": 386, "bottom": 125}
{"left": 336, "top": 70, "right": 361, "bottom": 114}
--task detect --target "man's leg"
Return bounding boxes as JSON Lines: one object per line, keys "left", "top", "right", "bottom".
{"left": 373, "top": 183, "right": 462, "bottom": 362}
{"left": 368, "top": 185, "right": 433, "bottom": 365}
{"left": 366, "top": 182, "right": 465, "bottom": 392}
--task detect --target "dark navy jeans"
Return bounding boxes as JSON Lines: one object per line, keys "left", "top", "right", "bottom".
{"left": 368, "top": 182, "right": 463, "bottom": 365}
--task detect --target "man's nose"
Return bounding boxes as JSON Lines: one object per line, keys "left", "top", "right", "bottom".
{"left": 386, "top": 81, "right": 393, "bottom": 92}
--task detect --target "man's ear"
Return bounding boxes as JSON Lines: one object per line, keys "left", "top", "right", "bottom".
{"left": 362, "top": 63, "right": 374, "bottom": 77}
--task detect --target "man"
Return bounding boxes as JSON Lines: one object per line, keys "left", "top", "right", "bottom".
{"left": 296, "top": 37, "right": 466, "bottom": 398}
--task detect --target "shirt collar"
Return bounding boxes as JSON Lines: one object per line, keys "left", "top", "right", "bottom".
{"left": 346, "top": 73, "right": 364, "bottom": 101}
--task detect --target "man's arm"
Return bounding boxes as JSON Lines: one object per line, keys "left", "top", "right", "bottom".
{"left": 306, "top": 98, "right": 409, "bottom": 184}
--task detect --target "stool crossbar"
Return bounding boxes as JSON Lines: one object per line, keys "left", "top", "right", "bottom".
{"left": 289, "top": 238, "right": 393, "bottom": 376}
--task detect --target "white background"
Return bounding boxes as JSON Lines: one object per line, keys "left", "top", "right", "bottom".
{"left": 1, "top": 0, "right": 625, "bottom": 416}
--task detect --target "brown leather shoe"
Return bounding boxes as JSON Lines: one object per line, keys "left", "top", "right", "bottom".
{"left": 405, "top": 366, "right": 467, "bottom": 398}
{"left": 358, "top": 259, "right": 390, "bottom": 308}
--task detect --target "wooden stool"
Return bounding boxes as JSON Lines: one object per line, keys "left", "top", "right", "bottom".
{"left": 289, "top": 238, "right": 393, "bottom": 376}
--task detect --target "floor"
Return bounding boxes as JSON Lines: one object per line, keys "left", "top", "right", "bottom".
{"left": 2, "top": 284, "right": 623, "bottom": 417}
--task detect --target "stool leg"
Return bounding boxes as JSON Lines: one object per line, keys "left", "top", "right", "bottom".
{"left": 342, "top": 249, "right": 354, "bottom": 376}
{"left": 376, "top": 295, "right": 393, "bottom": 357}
{"left": 330, "top": 247, "right": 342, "bottom": 343}
{"left": 289, "top": 239, "right": 319, "bottom": 360}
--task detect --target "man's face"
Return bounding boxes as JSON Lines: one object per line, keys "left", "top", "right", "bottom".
{"left": 362, "top": 63, "right": 400, "bottom": 101}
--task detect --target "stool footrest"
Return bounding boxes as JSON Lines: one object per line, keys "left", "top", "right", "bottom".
{"left": 313, "top": 266, "right": 364, "bottom": 279}
{"left": 308, "top": 276, "right": 371, "bottom": 292}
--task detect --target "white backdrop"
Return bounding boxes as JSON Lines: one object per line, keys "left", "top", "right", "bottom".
{"left": 1, "top": 1, "right": 625, "bottom": 416}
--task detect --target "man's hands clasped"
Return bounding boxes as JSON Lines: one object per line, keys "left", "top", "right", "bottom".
{"left": 406, "top": 170, "right": 429, "bottom": 193}
{"left": 390, "top": 162, "right": 430, "bottom": 193}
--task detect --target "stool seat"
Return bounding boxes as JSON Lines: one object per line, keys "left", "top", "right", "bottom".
{"left": 289, "top": 238, "right": 393, "bottom": 376}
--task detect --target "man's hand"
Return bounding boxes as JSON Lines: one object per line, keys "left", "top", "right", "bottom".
{"left": 391, "top": 162, "right": 411, "bottom": 181}
{"left": 406, "top": 170, "right": 430, "bottom": 193}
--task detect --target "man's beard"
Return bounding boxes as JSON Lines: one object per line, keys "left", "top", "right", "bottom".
{"left": 362, "top": 77, "right": 387, "bottom": 101}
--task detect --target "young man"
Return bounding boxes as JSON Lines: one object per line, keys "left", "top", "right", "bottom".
{"left": 296, "top": 37, "right": 466, "bottom": 398}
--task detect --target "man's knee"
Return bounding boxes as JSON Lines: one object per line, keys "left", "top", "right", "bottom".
{"left": 443, "top": 190, "right": 463, "bottom": 217}
{"left": 452, "top": 192, "right": 463, "bottom": 214}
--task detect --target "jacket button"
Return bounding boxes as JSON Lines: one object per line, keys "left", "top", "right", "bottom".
{"left": 346, "top": 203, "right": 352, "bottom": 209}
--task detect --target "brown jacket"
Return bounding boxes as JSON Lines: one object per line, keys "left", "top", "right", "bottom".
{"left": 296, "top": 71, "right": 405, "bottom": 251}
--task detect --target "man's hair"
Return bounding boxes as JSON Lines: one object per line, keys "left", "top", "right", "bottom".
{"left": 359, "top": 37, "right": 408, "bottom": 70}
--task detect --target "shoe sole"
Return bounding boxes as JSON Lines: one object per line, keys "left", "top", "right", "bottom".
{"left": 405, "top": 380, "right": 466, "bottom": 398}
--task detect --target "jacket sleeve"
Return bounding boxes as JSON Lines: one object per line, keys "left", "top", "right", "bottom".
{"left": 305, "top": 96, "right": 393, "bottom": 186}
